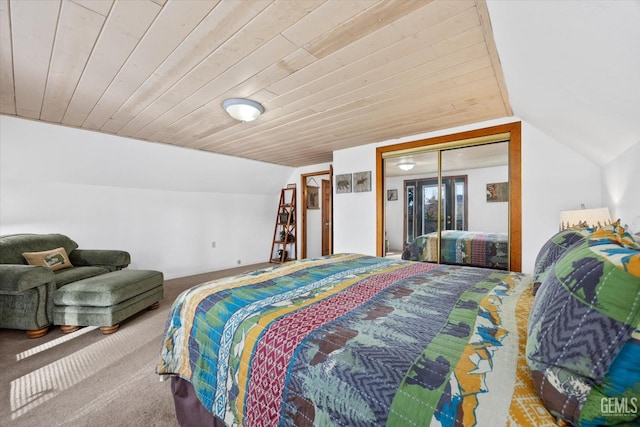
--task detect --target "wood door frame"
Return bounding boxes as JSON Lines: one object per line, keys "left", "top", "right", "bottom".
{"left": 301, "top": 165, "right": 333, "bottom": 259}
{"left": 376, "top": 122, "right": 522, "bottom": 271}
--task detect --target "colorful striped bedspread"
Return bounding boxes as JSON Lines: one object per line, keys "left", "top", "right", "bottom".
{"left": 156, "top": 253, "right": 554, "bottom": 426}
{"left": 402, "top": 230, "right": 509, "bottom": 270}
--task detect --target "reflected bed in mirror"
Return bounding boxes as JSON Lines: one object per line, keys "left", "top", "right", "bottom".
{"left": 400, "top": 230, "right": 509, "bottom": 270}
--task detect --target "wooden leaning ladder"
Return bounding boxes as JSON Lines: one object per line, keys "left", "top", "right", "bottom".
{"left": 270, "top": 187, "right": 297, "bottom": 263}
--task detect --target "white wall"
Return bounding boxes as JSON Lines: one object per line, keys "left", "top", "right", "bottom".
{"left": 333, "top": 144, "right": 377, "bottom": 256}
{"left": 467, "top": 166, "right": 509, "bottom": 232}
{"left": 602, "top": 141, "right": 640, "bottom": 235}
{"left": 384, "top": 176, "right": 408, "bottom": 252}
{"left": 0, "top": 116, "right": 293, "bottom": 279}
{"left": 486, "top": 0, "right": 640, "bottom": 168}
{"left": 520, "top": 122, "right": 602, "bottom": 272}
{"left": 333, "top": 117, "right": 604, "bottom": 273}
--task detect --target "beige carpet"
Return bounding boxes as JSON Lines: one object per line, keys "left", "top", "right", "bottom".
{"left": 0, "top": 262, "right": 271, "bottom": 427}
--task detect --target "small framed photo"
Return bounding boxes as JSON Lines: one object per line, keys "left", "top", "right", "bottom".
{"left": 486, "top": 182, "right": 509, "bottom": 202}
{"left": 353, "top": 171, "right": 371, "bottom": 192}
{"left": 387, "top": 189, "right": 398, "bottom": 201}
{"left": 307, "top": 186, "right": 319, "bottom": 209}
{"left": 335, "top": 174, "right": 352, "bottom": 193}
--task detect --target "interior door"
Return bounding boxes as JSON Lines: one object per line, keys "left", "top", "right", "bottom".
{"left": 301, "top": 169, "right": 333, "bottom": 259}
{"left": 321, "top": 179, "right": 331, "bottom": 255}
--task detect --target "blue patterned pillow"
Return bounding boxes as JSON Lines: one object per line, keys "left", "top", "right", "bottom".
{"left": 532, "top": 229, "right": 587, "bottom": 294}
{"left": 581, "top": 323, "right": 640, "bottom": 424}
{"left": 527, "top": 239, "right": 640, "bottom": 425}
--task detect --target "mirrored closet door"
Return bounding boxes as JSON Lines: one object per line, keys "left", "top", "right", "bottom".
{"left": 377, "top": 122, "right": 521, "bottom": 271}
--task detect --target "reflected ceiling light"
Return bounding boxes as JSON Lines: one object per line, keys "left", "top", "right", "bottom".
{"left": 397, "top": 162, "right": 416, "bottom": 171}
{"left": 222, "top": 98, "right": 264, "bottom": 122}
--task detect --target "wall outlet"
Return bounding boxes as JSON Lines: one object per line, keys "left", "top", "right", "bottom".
{"left": 211, "top": 241, "right": 216, "bottom": 248}
{"left": 237, "top": 260, "right": 241, "bottom": 265}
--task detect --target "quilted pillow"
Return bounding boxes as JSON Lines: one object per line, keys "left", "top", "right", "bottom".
{"left": 590, "top": 220, "right": 639, "bottom": 248}
{"left": 580, "top": 322, "right": 640, "bottom": 425}
{"left": 527, "top": 238, "right": 640, "bottom": 425}
{"left": 532, "top": 229, "right": 588, "bottom": 294}
{"left": 532, "top": 221, "right": 639, "bottom": 295}
{"left": 23, "top": 247, "right": 73, "bottom": 271}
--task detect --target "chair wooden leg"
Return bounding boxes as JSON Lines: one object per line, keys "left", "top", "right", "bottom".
{"left": 148, "top": 301, "right": 160, "bottom": 310}
{"left": 26, "top": 326, "right": 49, "bottom": 339}
{"left": 60, "top": 325, "right": 80, "bottom": 334}
{"left": 100, "top": 324, "right": 119, "bottom": 334}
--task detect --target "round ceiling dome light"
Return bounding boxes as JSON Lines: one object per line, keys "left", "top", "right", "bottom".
{"left": 222, "top": 98, "right": 264, "bottom": 122}
{"left": 397, "top": 162, "right": 416, "bottom": 171}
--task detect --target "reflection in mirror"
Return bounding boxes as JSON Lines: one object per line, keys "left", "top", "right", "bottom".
{"left": 384, "top": 141, "right": 510, "bottom": 270}
{"left": 405, "top": 184, "right": 415, "bottom": 244}
{"left": 438, "top": 143, "right": 509, "bottom": 268}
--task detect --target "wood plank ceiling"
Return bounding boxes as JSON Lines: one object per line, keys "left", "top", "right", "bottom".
{"left": 0, "top": 0, "right": 511, "bottom": 167}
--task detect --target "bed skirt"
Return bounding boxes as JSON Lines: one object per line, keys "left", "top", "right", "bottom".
{"left": 171, "top": 376, "right": 225, "bottom": 427}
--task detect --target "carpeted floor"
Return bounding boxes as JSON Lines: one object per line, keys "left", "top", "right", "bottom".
{"left": 0, "top": 262, "right": 271, "bottom": 427}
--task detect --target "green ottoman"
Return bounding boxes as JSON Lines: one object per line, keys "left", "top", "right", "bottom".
{"left": 53, "top": 269, "right": 163, "bottom": 334}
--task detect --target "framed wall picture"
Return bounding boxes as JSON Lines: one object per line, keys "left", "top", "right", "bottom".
{"left": 353, "top": 171, "right": 371, "bottom": 192}
{"left": 335, "top": 174, "right": 352, "bottom": 193}
{"left": 486, "top": 182, "right": 509, "bottom": 202}
{"left": 387, "top": 189, "right": 398, "bottom": 201}
{"left": 307, "top": 185, "right": 319, "bottom": 209}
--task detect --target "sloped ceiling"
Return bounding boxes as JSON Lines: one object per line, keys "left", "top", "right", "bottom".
{"left": 1, "top": 1, "right": 637, "bottom": 169}
{"left": 0, "top": 0, "right": 511, "bottom": 167}
{"left": 487, "top": 0, "right": 640, "bottom": 166}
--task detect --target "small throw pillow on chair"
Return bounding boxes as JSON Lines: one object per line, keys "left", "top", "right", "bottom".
{"left": 23, "top": 247, "right": 73, "bottom": 271}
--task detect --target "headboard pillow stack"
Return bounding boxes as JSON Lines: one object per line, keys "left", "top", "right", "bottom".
{"left": 531, "top": 221, "right": 639, "bottom": 294}
{"left": 527, "top": 221, "right": 640, "bottom": 425}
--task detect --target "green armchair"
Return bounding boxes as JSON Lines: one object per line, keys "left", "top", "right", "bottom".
{"left": 0, "top": 233, "right": 130, "bottom": 338}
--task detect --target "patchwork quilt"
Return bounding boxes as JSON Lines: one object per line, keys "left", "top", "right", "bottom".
{"left": 157, "top": 254, "right": 553, "bottom": 426}
{"left": 402, "top": 230, "right": 509, "bottom": 270}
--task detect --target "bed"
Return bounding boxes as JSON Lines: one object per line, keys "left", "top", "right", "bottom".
{"left": 157, "top": 222, "right": 640, "bottom": 427}
{"left": 401, "top": 230, "right": 508, "bottom": 270}
{"left": 158, "top": 254, "right": 546, "bottom": 426}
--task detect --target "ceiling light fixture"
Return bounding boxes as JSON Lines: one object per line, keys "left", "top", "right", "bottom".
{"left": 222, "top": 98, "right": 264, "bottom": 122}
{"left": 397, "top": 162, "right": 416, "bottom": 171}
